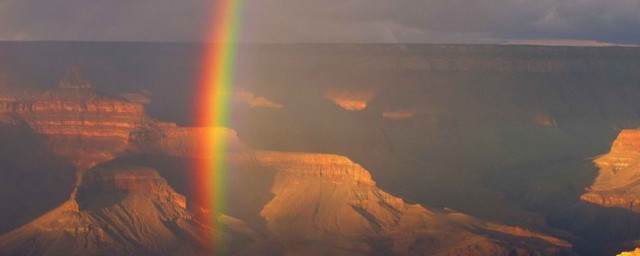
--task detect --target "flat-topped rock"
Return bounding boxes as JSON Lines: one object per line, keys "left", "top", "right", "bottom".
{"left": 255, "top": 151, "right": 375, "bottom": 186}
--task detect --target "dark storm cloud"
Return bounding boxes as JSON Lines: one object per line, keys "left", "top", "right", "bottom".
{"left": 244, "top": 0, "right": 640, "bottom": 45}
{"left": 0, "top": 0, "right": 639, "bottom": 45}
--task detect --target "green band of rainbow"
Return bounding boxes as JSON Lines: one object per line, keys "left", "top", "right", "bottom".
{"left": 195, "top": 0, "right": 245, "bottom": 253}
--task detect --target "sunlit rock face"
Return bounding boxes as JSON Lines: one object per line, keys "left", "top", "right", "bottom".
{"left": 0, "top": 165, "right": 209, "bottom": 256}
{"left": 256, "top": 151, "right": 571, "bottom": 255}
{"left": 619, "top": 248, "right": 640, "bottom": 255}
{"left": 0, "top": 67, "right": 146, "bottom": 169}
{"left": 581, "top": 129, "right": 640, "bottom": 211}
{"left": 324, "top": 88, "right": 376, "bottom": 111}
{"left": 256, "top": 151, "right": 375, "bottom": 186}
{"left": 2, "top": 66, "right": 145, "bottom": 138}
{"left": 0, "top": 67, "right": 248, "bottom": 170}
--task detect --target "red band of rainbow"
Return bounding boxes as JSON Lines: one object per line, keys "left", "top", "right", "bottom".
{"left": 194, "top": 0, "right": 245, "bottom": 252}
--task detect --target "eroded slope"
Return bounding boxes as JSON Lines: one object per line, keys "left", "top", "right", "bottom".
{"left": 256, "top": 151, "right": 571, "bottom": 255}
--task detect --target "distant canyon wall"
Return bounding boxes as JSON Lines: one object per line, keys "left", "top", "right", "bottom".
{"left": 238, "top": 44, "right": 640, "bottom": 74}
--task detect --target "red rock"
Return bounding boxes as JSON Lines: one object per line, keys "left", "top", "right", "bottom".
{"left": 581, "top": 129, "right": 640, "bottom": 212}
{"left": 256, "top": 150, "right": 571, "bottom": 255}
{"left": 324, "top": 88, "right": 376, "bottom": 111}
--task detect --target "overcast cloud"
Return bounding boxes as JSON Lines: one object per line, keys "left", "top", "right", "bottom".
{"left": 0, "top": 0, "right": 638, "bottom": 45}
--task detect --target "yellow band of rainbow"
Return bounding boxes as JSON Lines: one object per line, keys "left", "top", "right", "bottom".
{"left": 195, "top": 0, "right": 245, "bottom": 252}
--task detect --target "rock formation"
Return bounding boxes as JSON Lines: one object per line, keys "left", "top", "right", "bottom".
{"left": 0, "top": 66, "right": 244, "bottom": 171}
{"left": 324, "top": 88, "right": 376, "bottom": 111}
{"left": 0, "top": 66, "right": 146, "bottom": 169}
{"left": 581, "top": 129, "right": 640, "bottom": 211}
{"left": 255, "top": 151, "right": 571, "bottom": 255}
{"left": 619, "top": 248, "right": 640, "bottom": 256}
{"left": 0, "top": 165, "right": 210, "bottom": 256}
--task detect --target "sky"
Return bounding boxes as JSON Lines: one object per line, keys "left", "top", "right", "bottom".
{"left": 0, "top": 0, "right": 638, "bottom": 46}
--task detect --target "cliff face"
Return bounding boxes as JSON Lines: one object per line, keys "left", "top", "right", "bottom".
{"left": 255, "top": 151, "right": 375, "bottom": 186}
{"left": 0, "top": 67, "right": 244, "bottom": 170}
{"left": 0, "top": 67, "right": 146, "bottom": 169}
{"left": 0, "top": 67, "right": 145, "bottom": 138}
{"left": 255, "top": 151, "right": 570, "bottom": 255}
{"left": 619, "top": 248, "right": 640, "bottom": 255}
{"left": 581, "top": 129, "right": 640, "bottom": 211}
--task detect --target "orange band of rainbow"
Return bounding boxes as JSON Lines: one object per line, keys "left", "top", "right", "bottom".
{"left": 195, "top": 0, "right": 245, "bottom": 252}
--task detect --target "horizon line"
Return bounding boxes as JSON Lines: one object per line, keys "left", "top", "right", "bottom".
{"left": 0, "top": 40, "right": 638, "bottom": 48}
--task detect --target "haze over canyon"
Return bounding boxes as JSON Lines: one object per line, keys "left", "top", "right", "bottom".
{"left": 2, "top": 42, "right": 640, "bottom": 255}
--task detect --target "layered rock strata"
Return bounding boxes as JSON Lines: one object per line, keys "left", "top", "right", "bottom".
{"left": 0, "top": 67, "right": 146, "bottom": 169}
{"left": 255, "top": 151, "right": 571, "bottom": 255}
{"left": 581, "top": 129, "right": 640, "bottom": 211}
{"left": 0, "top": 67, "right": 145, "bottom": 138}
{"left": 0, "top": 67, "right": 245, "bottom": 170}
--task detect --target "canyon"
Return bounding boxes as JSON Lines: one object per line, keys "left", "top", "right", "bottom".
{"left": 0, "top": 67, "right": 573, "bottom": 255}
{"left": 2, "top": 43, "right": 640, "bottom": 255}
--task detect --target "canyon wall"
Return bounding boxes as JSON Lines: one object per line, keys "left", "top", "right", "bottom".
{"left": 0, "top": 67, "right": 147, "bottom": 169}
{"left": 581, "top": 129, "right": 640, "bottom": 212}
{"left": 255, "top": 150, "right": 570, "bottom": 255}
{"left": 239, "top": 44, "right": 640, "bottom": 74}
{"left": 0, "top": 66, "right": 145, "bottom": 138}
{"left": 0, "top": 67, "right": 246, "bottom": 170}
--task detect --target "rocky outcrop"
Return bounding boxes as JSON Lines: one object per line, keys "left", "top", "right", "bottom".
{"left": 256, "top": 151, "right": 571, "bottom": 255}
{"left": 0, "top": 165, "right": 206, "bottom": 256}
{"left": 255, "top": 151, "right": 375, "bottom": 186}
{"left": 0, "top": 67, "right": 147, "bottom": 169}
{"left": 0, "top": 66, "right": 145, "bottom": 138}
{"left": 324, "top": 88, "right": 376, "bottom": 111}
{"left": 581, "top": 129, "right": 640, "bottom": 211}
{"left": 619, "top": 248, "right": 640, "bottom": 256}
{"left": 0, "top": 67, "right": 245, "bottom": 171}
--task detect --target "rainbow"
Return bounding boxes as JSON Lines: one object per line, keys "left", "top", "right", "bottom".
{"left": 194, "top": 0, "right": 245, "bottom": 252}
